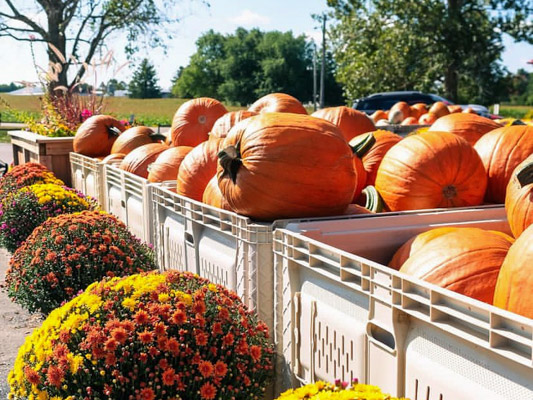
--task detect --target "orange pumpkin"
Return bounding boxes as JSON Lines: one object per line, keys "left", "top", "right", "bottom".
{"left": 74, "top": 115, "right": 125, "bottom": 157}
{"left": 176, "top": 138, "right": 224, "bottom": 202}
{"left": 429, "top": 113, "right": 501, "bottom": 145}
{"left": 371, "top": 110, "right": 388, "bottom": 123}
{"left": 119, "top": 143, "right": 169, "bottom": 178}
{"left": 448, "top": 105, "right": 463, "bottom": 114}
{"left": 474, "top": 125, "right": 533, "bottom": 203}
{"left": 493, "top": 224, "right": 533, "bottom": 318}
{"left": 343, "top": 203, "right": 373, "bottom": 215}
{"left": 210, "top": 110, "right": 258, "bottom": 138}
{"left": 375, "top": 131, "right": 487, "bottom": 211}
{"left": 429, "top": 101, "right": 450, "bottom": 118}
{"left": 217, "top": 113, "right": 356, "bottom": 220}
{"left": 401, "top": 117, "right": 418, "bottom": 126}
{"left": 505, "top": 155, "right": 533, "bottom": 238}
{"left": 349, "top": 133, "right": 375, "bottom": 202}
{"left": 389, "top": 101, "right": 411, "bottom": 121}
{"left": 462, "top": 107, "right": 477, "bottom": 114}
{"left": 350, "top": 130, "right": 402, "bottom": 186}
{"left": 111, "top": 126, "right": 157, "bottom": 155}
{"left": 147, "top": 146, "right": 193, "bottom": 183}
{"left": 410, "top": 103, "right": 428, "bottom": 120}
{"left": 391, "top": 227, "right": 513, "bottom": 304}
{"left": 202, "top": 176, "right": 232, "bottom": 211}
{"left": 418, "top": 112, "right": 438, "bottom": 125}
{"left": 170, "top": 97, "right": 227, "bottom": 147}
{"left": 248, "top": 93, "right": 307, "bottom": 114}
{"left": 311, "top": 106, "right": 376, "bottom": 142}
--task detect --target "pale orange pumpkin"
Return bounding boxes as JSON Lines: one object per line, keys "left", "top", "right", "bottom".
{"left": 111, "top": 126, "right": 157, "bottom": 155}
{"left": 147, "top": 146, "right": 193, "bottom": 183}
{"left": 429, "top": 101, "right": 450, "bottom": 118}
{"left": 448, "top": 105, "right": 463, "bottom": 114}
{"left": 312, "top": 106, "right": 375, "bottom": 142}
{"left": 371, "top": 110, "right": 388, "bottom": 123}
{"left": 119, "top": 143, "right": 169, "bottom": 178}
{"left": 170, "top": 98, "right": 227, "bottom": 147}
{"left": 375, "top": 131, "right": 487, "bottom": 211}
{"left": 505, "top": 155, "right": 533, "bottom": 238}
{"left": 202, "top": 176, "right": 232, "bottom": 211}
{"left": 429, "top": 113, "right": 501, "bottom": 145}
{"left": 210, "top": 110, "right": 258, "bottom": 138}
{"left": 410, "top": 103, "right": 428, "bottom": 120}
{"left": 391, "top": 227, "right": 514, "bottom": 304}
{"left": 389, "top": 101, "right": 411, "bottom": 121}
{"left": 248, "top": 93, "right": 307, "bottom": 114}
{"left": 474, "top": 125, "right": 533, "bottom": 203}
{"left": 401, "top": 117, "right": 418, "bottom": 125}
{"left": 418, "top": 112, "right": 438, "bottom": 125}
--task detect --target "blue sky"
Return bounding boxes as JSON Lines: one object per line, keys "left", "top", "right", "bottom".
{"left": 0, "top": 0, "right": 531, "bottom": 90}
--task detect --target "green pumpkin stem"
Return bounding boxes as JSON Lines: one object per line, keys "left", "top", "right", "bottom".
{"left": 362, "top": 185, "right": 384, "bottom": 213}
{"left": 517, "top": 162, "right": 533, "bottom": 188}
{"left": 218, "top": 145, "right": 242, "bottom": 184}
{"left": 510, "top": 119, "right": 527, "bottom": 126}
{"left": 150, "top": 133, "right": 167, "bottom": 142}
{"left": 107, "top": 126, "right": 122, "bottom": 138}
{"left": 350, "top": 133, "right": 376, "bottom": 158}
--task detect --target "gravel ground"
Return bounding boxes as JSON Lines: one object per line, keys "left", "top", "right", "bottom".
{"left": 0, "top": 249, "right": 42, "bottom": 398}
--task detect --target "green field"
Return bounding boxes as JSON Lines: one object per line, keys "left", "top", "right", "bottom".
{"left": 0, "top": 95, "right": 245, "bottom": 126}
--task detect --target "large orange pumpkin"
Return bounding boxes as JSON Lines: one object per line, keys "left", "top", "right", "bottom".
{"left": 474, "top": 125, "right": 533, "bottom": 203}
{"left": 505, "top": 155, "right": 533, "bottom": 238}
{"left": 147, "top": 146, "right": 193, "bottom": 183}
{"left": 210, "top": 110, "right": 258, "bottom": 138}
{"left": 74, "top": 115, "right": 125, "bottom": 157}
{"left": 202, "top": 176, "right": 232, "bottom": 211}
{"left": 391, "top": 227, "right": 513, "bottom": 304}
{"left": 429, "top": 113, "right": 501, "bottom": 145}
{"left": 493, "top": 224, "right": 533, "bottom": 318}
{"left": 389, "top": 101, "right": 411, "bottom": 121}
{"left": 375, "top": 131, "right": 487, "bottom": 211}
{"left": 119, "top": 143, "right": 169, "bottom": 178}
{"left": 217, "top": 113, "right": 356, "bottom": 220}
{"left": 350, "top": 130, "right": 402, "bottom": 186}
{"left": 248, "top": 93, "right": 307, "bottom": 114}
{"left": 170, "top": 97, "right": 227, "bottom": 147}
{"left": 429, "top": 101, "right": 450, "bottom": 118}
{"left": 176, "top": 138, "right": 224, "bottom": 202}
{"left": 311, "top": 106, "right": 375, "bottom": 142}
{"left": 111, "top": 126, "right": 158, "bottom": 155}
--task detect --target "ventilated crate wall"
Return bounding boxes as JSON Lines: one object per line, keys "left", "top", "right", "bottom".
{"left": 151, "top": 182, "right": 274, "bottom": 331}
{"left": 69, "top": 153, "right": 104, "bottom": 206}
{"left": 103, "top": 163, "right": 153, "bottom": 244}
{"left": 274, "top": 207, "right": 533, "bottom": 399}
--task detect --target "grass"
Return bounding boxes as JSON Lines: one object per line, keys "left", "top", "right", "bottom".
{"left": 490, "top": 104, "right": 533, "bottom": 119}
{"left": 0, "top": 130, "right": 11, "bottom": 143}
{"left": 0, "top": 95, "right": 245, "bottom": 126}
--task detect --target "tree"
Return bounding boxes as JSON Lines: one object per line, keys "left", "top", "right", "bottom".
{"left": 327, "top": 0, "right": 533, "bottom": 104}
{"left": 0, "top": 1, "right": 199, "bottom": 91}
{"left": 172, "top": 28, "right": 341, "bottom": 106}
{"left": 0, "top": 82, "right": 22, "bottom": 92}
{"left": 128, "top": 58, "right": 161, "bottom": 99}
{"left": 105, "top": 78, "right": 127, "bottom": 96}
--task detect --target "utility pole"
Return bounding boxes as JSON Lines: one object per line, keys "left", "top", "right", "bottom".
{"left": 313, "top": 43, "right": 318, "bottom": 111}
{"left": 319, "top": 14, "right": 327, "bottom": 109}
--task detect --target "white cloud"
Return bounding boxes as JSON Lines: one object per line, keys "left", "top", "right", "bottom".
{"left": 229, "top": 10, "right": 270, "bottom": 27}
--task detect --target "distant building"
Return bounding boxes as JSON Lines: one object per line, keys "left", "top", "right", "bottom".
{"left": 8, "top": 86, "right": 45, "bottom": 96}
{"left": 114, "top": 90, "right": 130, "bottom": 97}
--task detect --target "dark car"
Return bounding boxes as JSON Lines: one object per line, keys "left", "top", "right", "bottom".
{"left": 352, "top": 91, "right": 499, "bottom": 119}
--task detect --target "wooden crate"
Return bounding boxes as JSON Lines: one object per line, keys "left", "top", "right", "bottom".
{"left": 8, "top": 130, "right": 74, "bottom": 186}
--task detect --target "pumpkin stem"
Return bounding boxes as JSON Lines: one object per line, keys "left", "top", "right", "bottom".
{"left": 107, "top": 126, "right": 122, "bottom": 137}
{"left": 511, "top": 119, "right": 526, "bottom": 126}
{"left": 218, "top": 145, "right": 242, "bottom": 184}
{"left": 517, "top": 162, "right": 533, "bottom": 187}
{"left": 150, "top": 133, "right": 167, "bottom": 142}
{"left": 442, "top": 185, "right": 457, "bottom": 199}
{"left": 362, "top": 185, "right": 384, "bottom": 213}
{"left": 350, "top": 133, "right": 376, "bottom": 158}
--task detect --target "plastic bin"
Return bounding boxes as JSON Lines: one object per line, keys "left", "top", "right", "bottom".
{"left": 273, "top": 206, "right": 533, "bottom": 399}
{"left": 69, "top": 152, "right": 105, "bottom": 206}
{"left": 103, "top": 163, "right": 153, "bottom": 244}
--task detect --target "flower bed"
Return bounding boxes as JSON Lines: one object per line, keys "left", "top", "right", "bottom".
{"left": 8, "top": 271, "right": 274, "bottom": 400}
{"left": 0, "top": 163, "right": 63, "bottom": 200}
{"left": 277, "top": 380, "right": 406, "bottom": 399}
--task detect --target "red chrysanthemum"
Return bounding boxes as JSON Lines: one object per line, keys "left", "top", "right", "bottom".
{"left": 138, "top": 330, "right": 154, "bottom": 344}
{"left": 111, "top": 327, "right": 127, "bottom": 344}
{"left": 199, "top": 382, "right": 217, "bottom": 400}
{"left": 139, "top": 387, "right": 155, "bottom": 400}
{"left": 24, "top": 366, "right": 40, "bottom": 385}
{"left": 214, "top": 361, "right": 228, "bottom": 377}
{"left": 162, "top": 367, "right": 176, "bottom": 386}
{"left": 171, "top": 309, "right": 187, "bottom": 325}
{"left": 198, "top": 360, "right": 214, "bottom": 378}
{"left": 250, "top": 345, "right": 262, "bottom": 362}
{"left": 134, "top": 310, "right": 150, "bottom": 325}
{"left": 46, "top": 365, "right": 64, "bottom": 388}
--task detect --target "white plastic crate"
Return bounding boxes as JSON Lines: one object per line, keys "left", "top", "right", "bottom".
{"left": 151, "top": 182, "right": 275, "bottom": 330}
{"left": 103, "top": 163, "right": 153, "bottom": 244}
{"left": 274, "top": 206, "right": 533, "bottom": 399}
{"left": 69, "top": 152, "right": 104, "bottom": 205}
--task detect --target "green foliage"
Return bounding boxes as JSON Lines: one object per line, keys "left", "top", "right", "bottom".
{"left": 172, "top": 28, "right": 343, "bottom": 106}
{"left": 0, "top": 83, "right": 22, "bottom": 93}
{"left": 327, "top": 0, "right": 533, "bottom": 104}
{"left": 128, "top": 59, "right": 161, "bottom": 99}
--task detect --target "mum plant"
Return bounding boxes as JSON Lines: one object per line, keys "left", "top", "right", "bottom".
{"left": 6, "top": 211, "right": 156, "bottom": 314}
{"left": 0, "top": 183, "right": 97, "bottom": 253}
{"left": 0, "top": 163, "right": 64, "bottom": 200}
{"left": 276, "top": 380, "right": 407, "bottom": 400}
{"left": 8, "top": 270, "right": 274, "bottom": 399}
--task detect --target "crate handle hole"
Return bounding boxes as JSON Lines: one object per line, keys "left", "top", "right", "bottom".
{"left": 185, "top": 232, "right": 194, "bottom": 245}
{"left": 367, "top": 322, "right": 395, "bottom": 350}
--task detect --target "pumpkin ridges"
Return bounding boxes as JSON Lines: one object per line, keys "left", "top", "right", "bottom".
{"left": 312, "top": 106, "right": 375, "bottom": 142}
{"left": 111, "top": 126, "right": 155, "bottom": 155}
{"left": 210, "top": 110, "right": 258, "bottom": 138}
{"left": 429, "top": 113, "right": 501, "bottom": 145}
{"left": 119, "top": 143, "right": 169, "bottom": 178}
{"left": 505, "top": 156, "right": 533, "bottom": 237}
{"left": 248, "top": 93, "right": 307, "bottom": 115}
{"left": 74, "top": 115, "right": 125, "bottom": 157}
{"left": 147, "top": 146, "right": 193, "bottom": 183}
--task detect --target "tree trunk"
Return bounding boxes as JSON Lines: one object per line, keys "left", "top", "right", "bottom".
{"left": 444, "top": 0, "right": 461, "bottom": 103}
{"left": 444, "top": 65, "right": 459, "bottom": 103}
{"left": 46, "top": 5, "right": 68, "bottom": 93}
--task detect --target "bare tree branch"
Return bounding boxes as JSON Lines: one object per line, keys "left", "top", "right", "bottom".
{"left": 3, "top": 0, "right": 48, "bottom": 38}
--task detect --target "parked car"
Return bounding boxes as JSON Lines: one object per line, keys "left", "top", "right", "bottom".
{"left": 352, "top": 91, "right": 500, "bottom": 119}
